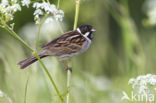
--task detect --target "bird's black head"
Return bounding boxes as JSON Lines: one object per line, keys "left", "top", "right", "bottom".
{"left": 77, "top": 24, "right": 95, "bottom": 40}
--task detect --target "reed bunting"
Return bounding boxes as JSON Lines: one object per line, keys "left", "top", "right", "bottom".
{"left": 18, "top": 24, "right": 95, "bottom": 69}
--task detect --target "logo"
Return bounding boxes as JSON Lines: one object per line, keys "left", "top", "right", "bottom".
{"left": 121, "top": 91, "right": 155, "bottom": 102}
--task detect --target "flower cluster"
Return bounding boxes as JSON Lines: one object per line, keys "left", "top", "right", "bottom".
{"left": 0, "top": 0, "right": 21, "bottom": 23}
{"left": 33, "top": 2, "right": 64, "bottom": 24}
{"left": 0, "top": 0, "right": 64, "bottom": 26}
{"left": 128, "top": 74, "right": 156, "bottom": 94}
{"left": 144, "top": 0, "right": 156, "bottom": 25}
{"left": 21, "top": 0, "right": 30, "bottom": 8}
{"left": 147, "top": 7, "right": 156, "bottom": 25}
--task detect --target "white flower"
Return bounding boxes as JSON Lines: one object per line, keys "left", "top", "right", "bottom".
{"left": 128, "top": 78, "right": 135, "bottom": 84}
{"left": 34, "top": 15, "right": 40, "bottom": 24}
{"left": 21, "top": 0, "right": 30, "bottom": 8}
{"left": 49, "top": 4, "right": 57, "bottom": 14}
{"left": 128, "top": 74, "right": 156, "bottom": 94}
{"left": 5, "top": 13, "right": 14, "bottom": 22}
{"left": 33, "top": 2, "right": 56, "bottom": 14}
{"left": 55, "top": 15, "right": 63, "bottom": 21}
{"left": 0, "top": 90, "right": 4, "bottom": 97}
{"left": 10, "top": 23, "right": 15, "bottom": 30}
{"left": 1, "top": 0, "right": 9, "bottom": 6}
{"left": 148, "top": 7, "right": 156, "bottom": 25}
{"left": 45, "top": 17, "right": 54, "bottom": 23}
{"left": 33, "top": 9, "right": 43, "bottom": 24}
{"left": 11, "top": 4, "right": 21, "bottom": 12}
{"left": 33, "top": 2, "right": 57, "bottom": 14}
{"left": 11, "top": 0, "right": 18, "bottom": 3}
{"left": 33, "top": 2, "right": 41, "bottom": 9}
{"left": 144, "top": 0, "right": 156, "bottom": 25}
{"left": 33, "top": 9, "right": 43, "bottom": 16}
{"left": 0, "top": 0, "right": 21, "bottom": 23}
{"left": 32, "top": 2, "right": 64, "bottom": 23}
{"left": 54, "top": 10, "right": 64, "bottom": 21}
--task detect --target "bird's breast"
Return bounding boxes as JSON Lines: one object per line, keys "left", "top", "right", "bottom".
{"left": 57, "top": 40, "right": 92, "bottom": 61}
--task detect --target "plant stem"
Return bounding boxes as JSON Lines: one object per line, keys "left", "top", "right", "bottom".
{"left": 4, "top": 94, "right": 13, "bottom": 103}
{"left": 47, "top": 0, "right": 50, "bottom": 3}
{"left": 73, "top": 0, "right": 80, "bottom": 30}
{"left": 66, "top": 0, "right": 81, "bottom": 103}
{"left": 24, "top": 77, "right": 29, "bottom": 103}
{"left": 34, "top": 14, "right": 64, "bottom": 102}
{"left": 57, "top": 0, "right": 61, "bottom": 9}
{"left": 4, "top": 25, "right": 33, "bottom": 52}
{"left": 1, "top": 25, "right": 64, "bottom": 103}
{"left": 33, "top": 52, "right": 64, "bottom": 103}
{"left": 35, "top": 14, "right": 48, "bottom": 50}
{"left": 66, "top": 60, "right": 72, "bottom": 103}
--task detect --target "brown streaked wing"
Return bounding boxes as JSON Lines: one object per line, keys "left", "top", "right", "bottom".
{"left": 41, "top": 30, "right": 78, "bottom": 48}
{"left": 44, "top": 38, "right": 85, "bottom": 56}
{"left": 47, "top": 46, "right": 80, "bottom": 56}
{"left": 41, "top": 31, "right": 86, "bottom": 56}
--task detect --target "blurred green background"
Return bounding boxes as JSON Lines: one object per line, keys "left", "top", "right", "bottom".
{"left": 0, "top": 0, "right": 156, "bottom": 103}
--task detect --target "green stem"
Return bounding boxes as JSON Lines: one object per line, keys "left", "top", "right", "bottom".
{"left": 73, "top": 0, "right": 80, "bottom": 30}
{"left": 4, "top": 93, "right": 13, "bottom": 103}
{"left": 35, "top": 14, "right": 48, "bottom": 50}
{"left": 66, "top": 0, "right": 81, "bottom": 103}
{"left": 4, "top": 25, "right": 33, "bottom": 52}
{"left": 57, "top": 0, "right": 60, "bottom": 9}
{"left": 24, "top": 76, "right": 29, "bottom": 103}
{"left": 66, "top": 60, "right": 72, "bottom": 103}
{"left": 34, "top": 14, "right": 64, "bottom": 102}
{"left": 1, "top": 24, "right": 64, "bottom": 103}
{"left": 47, "top": 0, "right": 50, "bottom": 3}
{"left": 33, "top": 52, "right": 64, "bottom": 103}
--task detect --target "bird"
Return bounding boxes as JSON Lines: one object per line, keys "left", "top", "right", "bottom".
{"left": 18, "top": 24, "right": 96, "bottom": 70}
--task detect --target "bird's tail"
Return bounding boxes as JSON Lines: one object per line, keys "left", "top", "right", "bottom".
{"left": 18, "top": 51, "right": 48, "bottom": 69}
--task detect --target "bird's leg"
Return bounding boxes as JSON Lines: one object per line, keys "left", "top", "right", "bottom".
{"left": 62, "top": 61, "right": 72, "bottom": 72}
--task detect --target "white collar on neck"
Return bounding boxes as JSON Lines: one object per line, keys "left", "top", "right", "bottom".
{"left": 76, "top": 28, "right": 91, "bottom": 42}
{"left": 77, "top": 28, "right": 83, "bottom": 35}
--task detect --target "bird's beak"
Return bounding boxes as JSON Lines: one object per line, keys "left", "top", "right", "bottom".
{"left": 91, "top": 28, "right": 96, "bottom": 32}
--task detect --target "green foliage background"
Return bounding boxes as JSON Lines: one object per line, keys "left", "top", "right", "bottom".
{"left": 0, "top": 0, "right": 156, "bottom": 103}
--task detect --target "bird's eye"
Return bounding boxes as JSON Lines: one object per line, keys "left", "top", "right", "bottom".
{"left": 90, "top": 33, "right": 93, "bottom": 39}
{"left": 88, "top": 33, "right": 93, "bottom": 39}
